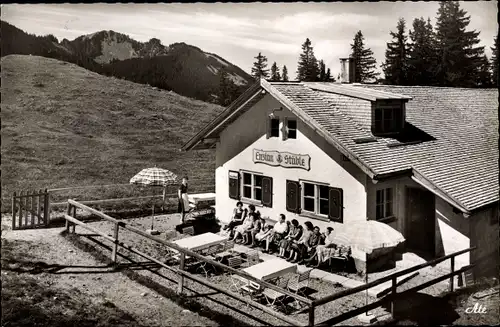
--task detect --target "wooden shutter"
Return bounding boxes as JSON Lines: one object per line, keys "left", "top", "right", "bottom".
{"left": 228, "top": 171, "right": 240, "bottom": 200}
{"left": 282, "top": 117, "right": 288, "bottom": 140}
{"left": 261, "top": 176, "right": 273, "bottom": 207}
{"left": 286, "top": 180, "right": 301, "bottom": 213}
{"left": 266, "top": 116, "right": 271, "bottom": 139}
{"left": 328, "top": 187, "right": 343, "bottom": 223}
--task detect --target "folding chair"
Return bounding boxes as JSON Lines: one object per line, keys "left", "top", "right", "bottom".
{"left": 262, "top": 277, "right": 289, "bottom": 311}
{"left": 214, "top": 240, "right": 236, "bottom": 261}
{"left": 242, "top": 250, "right": 260, "bottom": 268}
{"left": 227, "top": 256, "right": 244, "bottom": 293}
{"left": 182, "top": 226, "right": 194, "bottom": 236}
{"left": 196, "top": 245, "right": 220, "bottom": 278}
{"left": 287, "top": 269, "right": 312, "bottom": 309}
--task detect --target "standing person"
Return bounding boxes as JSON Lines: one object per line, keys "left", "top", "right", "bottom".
{"left": 177, "top": 176, "right": 189, "bottom": 224}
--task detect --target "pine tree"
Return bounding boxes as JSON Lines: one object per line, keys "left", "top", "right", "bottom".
{"left": 382, "top": 18, "right": 410, "bottom": 85}
{"left": 318, "top": 60, "right": 326, "bottom": 81}
{"left": 251, "top": 52, "right": 269, "bottom": 80}
{"left": 282, "top": 65, "right": 289, "bottom": 81}
{"left": 216, "top": 68, "right": 239, "bottom": 106}
{"left": 408, "top": 17, "right": 438, "bottom": 86}
{"left": 296, "top": 38, "right": 320, "bottom": 81}
{"left": 475, "top": 55, "right": 492, "bottom": 87}
{"left": 270, "top": 62, "right": 281, "bottom": 81}
{"left": 325, "top": 68, "right": 334, "bottom": 82}
{"left": 435, "top": 1, "right": 485, "bottom": 87}
{"left": 491, "top": 34, "right": 498, "bottom": 87}
{"left": 350, "top": 31, "right": 379, "bottom": 83}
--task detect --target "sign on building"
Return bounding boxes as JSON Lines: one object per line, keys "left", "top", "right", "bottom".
{"left": 253, "top": 149, "right": 311, "bottom": 171}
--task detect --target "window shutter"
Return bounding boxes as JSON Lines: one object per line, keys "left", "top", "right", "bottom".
{"left": 266, "top": 116, "right": 271, "bottom": 139}
{"left": 286, "top": 180, "right": 301, "bottom": 213}
{"left": 282, "top": 117, "right": 288, "bottom": 141}
{"left": 328, "top": 187, "right": 343, "bottom": 223}
{"left": 261, "top": 176, "right": 273, "bottom": 207}
{"left": 228, "top": 171, "right": 240, "bottom": 200}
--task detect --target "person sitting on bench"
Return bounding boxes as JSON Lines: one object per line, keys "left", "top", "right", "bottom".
{"left": 305, "top": 227, "right": 336, "bottom": 268}
{"left": 223, "top": 201, "right": 247, "bottom": 238}
{"left": 232, "top": 205, "right": 256, "bottom": 244}
{"left": 278, "top": 219, "right": 302, "bottom": 258}
{"left": 254, "top": 221, "right": 273, "bottom": 248}
{"left": 287, "top": 222, "right": 318, "bottom": 263}
{"left": 264, "top": 214, "right": 289, "bottom": 254}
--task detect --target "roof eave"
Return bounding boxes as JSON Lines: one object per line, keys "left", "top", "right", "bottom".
{"left": 181, "top": 80, "right": 262, "bottom": 151}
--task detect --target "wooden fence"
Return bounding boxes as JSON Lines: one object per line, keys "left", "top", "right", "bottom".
{"left": 63, "top": 199, "right": 476, "bottom": 326}
{"left": 64, "top": 199, "right": 312, "bottom": 326}
{"left": 11, "top": 189, "right": 49, "bottom": 230}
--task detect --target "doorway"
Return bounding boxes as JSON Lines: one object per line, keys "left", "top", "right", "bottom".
{"left": 405, "top": 187, "right": 436, "bottom": 256}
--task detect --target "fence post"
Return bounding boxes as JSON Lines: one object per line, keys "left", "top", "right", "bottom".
{"left": 37, "top": 189, "right": 43, "bottom": 226}
{"left": 178, "top": 253, "right": 185, "bottom": 294}
{"left": 44, "top": 189, "right": 49, "bottom": 227}
{"left": 30, "top": 191, "right": 35, "bottom": 227}
{"left": 72, "top": 206, "right": 77, "bottom": 233}
{"left": 112, "top": 222, "right": 119, "bottom": 263}
{"left": 18, "top": 190, "right": 23, "bottom": 228}
{"left": 391, "top": 276, "right": 397, "bottom": 318}
{"left": 308, "top": 303, "right": 315, "bottom": 326}
{"left": 11, "top": 192, "right": 16, "bottom": 230}
{"left": 24, "top": 190, "right": 29, "bottom": 226}
{"left": 449, "top": 256, "right": 455, "bottom": 292}
{"left": 66, "top": 204, "right": 72, "bottom": 233}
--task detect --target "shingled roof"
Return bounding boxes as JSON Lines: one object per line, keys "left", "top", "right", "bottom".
{"left": 183, "top": 80, "right": 498, "bottom": 212}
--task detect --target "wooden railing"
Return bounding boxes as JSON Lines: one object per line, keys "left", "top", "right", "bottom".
{"left": 64, "top": 199, "right": 312, "bottom": 326}
{"left": 62, "top": 199, "right": 476, "bottom": 327}
{"left": 11, "top": 189, "right": 49, "bottom": 230}
{"left": 313, "top": 247, "right": 476, "bottom": 326}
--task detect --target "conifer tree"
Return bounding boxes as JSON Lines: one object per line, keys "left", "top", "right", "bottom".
{"left": 216, "top": 68, "right": 239, "bottom": 106}
{"left": 251, "top": 52, "right": 269, "bottom": 79}
{"left": 325, "top": 68, "right": 334, "bottom": 82}
{"left": 350, "top": 31, "right": 379, "bottom": 83}
{"left": 435, "top": 1, "right": 485, "bottom": 87}
{"left": 382, "top": 18, "right": 410, "bottom": 85}
{"left": 491, "top": 34, "right": 498, "bottom": 87}
{"left": 475, "top": 55, "right": 493, "bottom": 87}
{"left": 408, "top": 17, "right": 438, "bottom": 86}
{"left": 270, "top": 61, "right": 281, "bottom": 81}
{"left": 296, "top": 38, "right": 320, "bottom": 81}
{"left": 318, "top": 60, "right": 326, "bottom": 81}
{"left": 282, "top": 65, "right": 289, "bottom": 81}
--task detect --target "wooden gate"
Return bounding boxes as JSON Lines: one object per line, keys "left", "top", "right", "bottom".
{"left": 11, "top": 189, "right": 50, "bottom": 230}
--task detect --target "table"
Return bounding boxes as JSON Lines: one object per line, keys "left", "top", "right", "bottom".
{"left": 173, "top": 232, "right": 226, "bottom": 252}
{"left": 188, "top": 193, "right": 216, "bottom": 206}
{"left": 236, "top": 258, "right": 298, "bottom": 288}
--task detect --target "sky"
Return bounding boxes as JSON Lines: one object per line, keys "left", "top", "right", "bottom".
{"left": 2, "top": 2, "right": 498, "bottom": 78}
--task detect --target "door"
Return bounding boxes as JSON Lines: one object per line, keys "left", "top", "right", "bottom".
{"left": 405, "top": 187, "right": 435, "bottom": 255}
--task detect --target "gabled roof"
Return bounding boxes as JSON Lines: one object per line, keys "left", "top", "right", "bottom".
{"left": 182, "top": 80, "right": 499, "bottom": 212}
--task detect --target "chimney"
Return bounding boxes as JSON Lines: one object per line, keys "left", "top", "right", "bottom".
{"left": 340, "top": 57, "right": 355, "bottom": 83}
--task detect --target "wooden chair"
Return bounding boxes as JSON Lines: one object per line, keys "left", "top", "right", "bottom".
{"left": 214, "top": 240, "right": 236, "bottom": 261}
{"left": 182, "top": 226, "right": 194, "bottom": 236}
{"left": 243, "top": 250, "right": 260, "bottom": 268}
{"left": 227, "top": 257, "right": 244, "bottom": 293}
{"left": 287, "top": 269, "right": 312, "bottom": 308}
{"left": 196, "top": 245, "right": 219, "bottom": 278}
{"left": 262, "top": 277, "right": 289, "bottom": 311}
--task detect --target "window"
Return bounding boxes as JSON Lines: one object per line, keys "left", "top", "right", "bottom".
{"left": 287, "top": 119, "right": 297, "bottom": 139}
{"left": 302, "top": 183, "right": 330, "bottom": 216}
{"left": 373, "top": 102, "right": 404, "bottom": 135}
{"left": 239, "top": 171, "right": 273, "bottom": 207}
{"left": 269, "top": 118, "right": 280, "bottom": 137}
{"left": 376, "top": 188, "right": 394, "bottom": 220}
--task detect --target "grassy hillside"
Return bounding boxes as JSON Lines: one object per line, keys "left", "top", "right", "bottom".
{"left": 1, "top": 55, "right": 224, "bottom": 212}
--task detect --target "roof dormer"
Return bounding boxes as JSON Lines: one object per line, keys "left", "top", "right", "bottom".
{"left": 372, "top": 99, "right": 406, "bottom": 136}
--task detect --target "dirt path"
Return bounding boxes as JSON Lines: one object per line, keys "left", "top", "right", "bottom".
{"left": 1, "top": 217, "right": 218, "bottom": 327}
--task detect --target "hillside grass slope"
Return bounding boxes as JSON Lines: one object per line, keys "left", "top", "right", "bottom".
{"left": 1, "top": 55, "right": 224, "bottom": 212}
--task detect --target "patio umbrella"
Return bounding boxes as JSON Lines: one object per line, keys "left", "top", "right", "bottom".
{"left": 130, "top": 167, "right": 178, "bottom": 234}
{"left": 334, "top": 220, "right": 405, "bottom": 323}
{"left": 334, "top": 220, "right": 405, "bottom": 254}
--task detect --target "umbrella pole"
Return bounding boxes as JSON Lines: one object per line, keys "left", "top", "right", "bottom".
{"left": 151, "top": 204, "right": 155, "bottom": 230}
{"left": 162, "top": 186, "right": 166, "bottom": 212}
